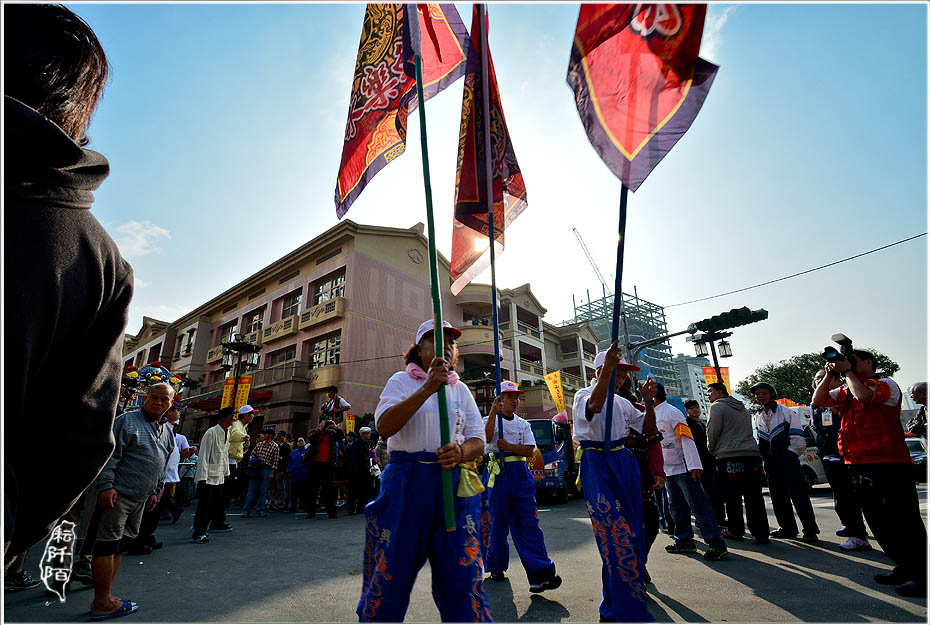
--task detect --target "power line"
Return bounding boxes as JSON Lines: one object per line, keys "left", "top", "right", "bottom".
{"left": 665, "top": 232, "right": 927, "bottom": 308}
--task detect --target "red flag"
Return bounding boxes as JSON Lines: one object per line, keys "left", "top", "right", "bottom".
{"left": 566, "top": 4, "right": 718, "bottom": 191}
{"left": 449, "top": 6, "right": 527, "bottom": 295}
{"left": 334, "top": 4, "right": 469, "bottom": 218}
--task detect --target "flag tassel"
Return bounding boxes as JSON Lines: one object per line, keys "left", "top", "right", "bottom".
{"left": 413, "top": 53, "right": 457, "bottom": 532}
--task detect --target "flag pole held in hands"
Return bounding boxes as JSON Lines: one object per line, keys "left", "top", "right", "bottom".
{"left": 414, "top": 53, "right": 456, "bottom": 532}
{"left": 477, "top": 3, "right": 505, "bottom": 476}
{"left": 602, "top": 184, "right": 628, "bottom": 452}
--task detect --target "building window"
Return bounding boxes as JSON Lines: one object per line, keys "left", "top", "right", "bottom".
{"left": 282, "top": 292, "right": 301, "bottom": 318}
{"left": 312, "top": 268, "right": 346, "bottom": 305}
{"left": 310, "top": 331, "right": 341, "bottom": 369}
{"left": 220, "top": 321, "right": 238, "bottom": 345}
{"left": 243, "top": 308, "right": 264, "bottom": 334}
{"left": 269, "top": 345, "right": 297, "bottom": 368}
{"left": 184, "top": 329, "right": 195, "bottom": 355}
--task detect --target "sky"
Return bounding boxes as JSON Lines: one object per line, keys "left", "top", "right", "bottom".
{"left": 62, "top": 2, "right": 927, "bottom": 406}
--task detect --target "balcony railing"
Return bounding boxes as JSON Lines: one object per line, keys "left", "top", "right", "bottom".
{"left": 520, "top": 359, "right": 544, "bottom": 375}
{"left": 562, "top": 350, "right": 578, "bottom": 360}
{"left": 517, "top": 321, "right": 540, "bottom": 339}
{"left": 262, "top": 314, "right": 299, "bottom": 343}
{"left": 205, "top": 345, "right": 224, "bottom": 364}
{"left": 307, "top": 364, "right": 340, "bottom": 391}
{"left": 298, "top": 297, "right": 345, "bottom": 331}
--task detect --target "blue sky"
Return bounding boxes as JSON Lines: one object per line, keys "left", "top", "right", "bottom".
{"left": 66, "top": 2, "right": 927, "bottom": 404}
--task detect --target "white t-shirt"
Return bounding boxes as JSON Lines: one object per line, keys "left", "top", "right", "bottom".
{"left": 322, "top": 396, "right": 351, "bottom": 418}
{"left": 375, "top": 372, "right": 486, "bottom": 454}
{"left": 572, "top": 384, "right": 642, "bottom": 443}
{"left": 483, "top": 414, "right": 536, "bottom": 453}
{"left": 165, "top": 427, "right": 191, "bottom": 483}
{"left": 655, "top": 401, "right": 702, "bottom": 476}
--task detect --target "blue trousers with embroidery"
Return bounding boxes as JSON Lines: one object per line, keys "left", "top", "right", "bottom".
{"left": 580, "top": 443, "right": 652, "bottom": 623}
{"left": 482, "top": 455, "right": 556, "bottom": 584}
{"left": 357, "top": 451, "right": 492, "bottom": 623}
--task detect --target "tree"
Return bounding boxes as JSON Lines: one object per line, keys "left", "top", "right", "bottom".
{"left": 735, "top": 349, "right": 900, "bottom": 408}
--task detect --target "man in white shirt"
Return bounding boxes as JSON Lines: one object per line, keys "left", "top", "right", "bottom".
{"left": 655, "top": 385, "right": 727, "bottom": 561}
{"left": 571, "top": 341, "right": 656, "bottom": 623}
{"left": 321, "top": 386, "right": 351, "bottom": 423}
{"left": 751, "top": 382, "right": 819, "bottom": 542}
{"left": 482, "top": 381, "right": 561, "bottom": 593}
{"left": 191, "top": 407, "right": 234, "bottom": 544}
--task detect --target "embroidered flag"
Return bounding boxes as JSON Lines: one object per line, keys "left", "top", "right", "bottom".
{"left": 450, "top": 6, "right": 527, "bottom": 295}
{"left": 334, "top": 4, "right": 469, "bottom": 218}
{"left": 566, "top": 4, "right": 718, "bottom": 191}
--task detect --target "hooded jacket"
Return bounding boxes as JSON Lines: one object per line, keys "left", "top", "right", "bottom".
{"left": 707, "top": 396, "right": 760, "bottom": 460}
{"left": 4, "top": 96, "right": 134, "bottom": 558}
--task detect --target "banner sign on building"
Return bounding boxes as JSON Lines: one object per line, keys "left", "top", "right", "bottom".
{"left": 220, "top": 378, "right": 236, "bottom": 409}
{"left": 345, "top": 414, "right": 356, "bottom": 433}
{"left": 234, "top": 376, "right": 252, "bottom": 413}
{"left": 702, "top": 366, "right": 731, "bottom": 395}
{"left": 543, "top": 370, "right": 566, "bottom": 417}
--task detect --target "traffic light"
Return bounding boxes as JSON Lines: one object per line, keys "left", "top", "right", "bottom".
{"left": 693, "top": 307, "right": 768, "bottom": 333}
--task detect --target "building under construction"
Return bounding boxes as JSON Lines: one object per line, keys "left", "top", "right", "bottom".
{"left": 564, "top": 287, "right": 681, "bottom": 396}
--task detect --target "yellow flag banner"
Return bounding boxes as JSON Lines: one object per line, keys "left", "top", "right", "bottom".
{"left": 220, "top": 378, "right": 236, "bottom": 409}
{"left": 234, "top": 376, "right": 252, "bottom": 413}
{"left": 345, "top": 414, "right": 356, "bottom": 433}
{"left": 544, "top": 370, "right": 566, "bottom": 414}
{"left": 702, "top": 366, "right": 731, "bottom": 395}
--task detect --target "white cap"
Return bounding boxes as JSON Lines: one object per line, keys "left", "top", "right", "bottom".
{"left": 359, "top": 427, "right": 372, "bottom": 435}
{"left": 238, "top": 404, "right": 259, "bottom": 415}
{"left": 593, "top": 351, "right": 640, "bottom": 371}
{"left": 415, "top": 319, "right": 463, "bottom": 345}
{"left": 500, "top": 380, "right": 524, "bottom": 395}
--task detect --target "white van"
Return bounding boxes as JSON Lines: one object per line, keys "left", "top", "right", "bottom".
{"left": 799, "top": 424, "right": 828, "bottom": 491}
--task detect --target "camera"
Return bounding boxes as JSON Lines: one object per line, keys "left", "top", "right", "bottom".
{"left": 822, "top": 333, "right": 856, "bottom": 377}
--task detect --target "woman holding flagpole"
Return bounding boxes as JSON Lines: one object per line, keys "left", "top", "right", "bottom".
{"left": 357, "top": 319, "right": 491, "bottom": 623}
{"left": 573, "top": 340, "right": 658, "bottom": 623}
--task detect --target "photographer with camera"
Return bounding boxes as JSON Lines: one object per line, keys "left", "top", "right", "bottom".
{"left": 303, "top": 419, "right": 341, "bottom": 519}
{"left": 812, "top": 336, "right": 926, "bottom": 598}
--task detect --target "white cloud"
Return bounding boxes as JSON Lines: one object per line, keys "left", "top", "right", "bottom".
{"left": 113, "top": 220, "right": 171, "bottom": 259}
{"left": 702, "top": 5, "right": 737, "bottom": 63}
{"left": 134, "top": 277, "right": 150, "bottom": 289}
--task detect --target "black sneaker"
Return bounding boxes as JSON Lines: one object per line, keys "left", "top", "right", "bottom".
{"left": 72, "top": 565, "right": 94, "bottom": 586}
{"left": 488, "top": 571, "right": 506, "bottom": 582}
{"left": 190, "top": 535, "right": 210, "bottom": 544}
{"left": 800, "top": 533, "right": 819, "bottom": 544}
{"left": 835, "top": 526, "right": 850, "bottom": 537}
{"left": 875, "top": 570, "right": 909, "bottom": 585}
{"left": 769, "top": 528, "right": 797, "bottom": 539}
{"left": 5, "top": 570, "right": 41, "bottom": 591}
{"left": 665, "top": 542, "right": 698, "bottom": 554}
{"left": 529, "top": 575, "right": 562, "bottom": 593}
{"left": 754, "top": 536, "right": 771, "bottom": 545}
{"left": 209, "top": 524, "right": 233, "bottom": 533}
{"left": 126, "top": 544, "right": 152, "bottom": 556}
{"left": 703, "top": 547, "right": 728, "bottom": 561}
{"left": 895, "top": 581, "right": 927, "bottom": 598}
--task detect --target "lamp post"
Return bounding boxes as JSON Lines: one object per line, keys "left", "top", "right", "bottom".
{"left": 221, "top": 333, "right": 262, "bottom": 412}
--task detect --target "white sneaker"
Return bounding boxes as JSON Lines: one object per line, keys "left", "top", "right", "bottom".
{"left": 839, "top": 537, "right": 872, "bottom": 551}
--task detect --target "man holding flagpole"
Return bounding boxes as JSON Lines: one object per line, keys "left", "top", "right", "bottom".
{"left": 482, "top": 381, "right": 561, "bottom": 593}
{"left": 573, "top": 341, "right": 657, "bottom": 623}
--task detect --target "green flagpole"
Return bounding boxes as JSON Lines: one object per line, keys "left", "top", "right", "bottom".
{"left": 414, "top": 53, "right": 456, "bottom": 532}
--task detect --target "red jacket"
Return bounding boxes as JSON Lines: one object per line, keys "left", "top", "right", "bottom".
{"left": 836, "top": 379, "right": 910, "bottom": 465}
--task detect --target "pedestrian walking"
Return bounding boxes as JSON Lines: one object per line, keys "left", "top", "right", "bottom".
{"left": 357, "top": 319, "right": 490, "bottom": 622}
{"left": 242, "top": 426, "right": 277, "bottom": 518}
{"left": 191, "top": 407, "right": 235, "bottom": 543}
{"left": 685, "top": 399, "right": 726, "bottom": 527}
{"left": 483, "top": 381, "right": 561, "bottom": 592}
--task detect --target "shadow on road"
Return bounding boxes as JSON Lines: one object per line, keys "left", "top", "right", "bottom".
{"left": 647, "top": 586, "right": 710, "bottom": 623}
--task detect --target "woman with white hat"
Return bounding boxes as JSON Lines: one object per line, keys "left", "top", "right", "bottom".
{"left": 357, "top": 319, "right": 491, "bottom": 622}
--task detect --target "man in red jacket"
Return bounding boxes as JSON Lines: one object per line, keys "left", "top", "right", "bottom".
{"left": 813, "top": 348, "right": 926, "bottom": 598}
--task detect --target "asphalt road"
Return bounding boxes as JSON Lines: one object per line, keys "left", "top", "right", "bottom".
{"left": 4, "top": 485, "right": 927, "bottom": 623}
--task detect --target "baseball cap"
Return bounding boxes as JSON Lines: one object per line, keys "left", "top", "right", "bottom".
{"left": 593, "top": 351, "right": 640, "bottom": 371}
{"left": 415, "top": 319, "right": 462, "bottom": 345}
{"left": 359, "top": 427, "right": 372, "bottom": 435}
{"left": 276, "top": 430, "right": 287, "bottom": 438}
{"left": 261, "top": 425, "right": 275, "bottom": 434}
{"left": 500, "top": 380, "right": 524, "bottom": 395}
{"left": 171, "top": 400, "right": 187, "bottom": 410}
{"left": 749, "top": 382, "right": 777, "bottom": 396}
{"left": 238, "top": 405, "right": 259, "bottom": 415}
{"left": 216, "top": 406, "right": 235, "bottom": 419}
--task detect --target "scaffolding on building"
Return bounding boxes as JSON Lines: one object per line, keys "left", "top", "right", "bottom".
{"left": 563, "top": 287, "right": 682, "bottom": 397}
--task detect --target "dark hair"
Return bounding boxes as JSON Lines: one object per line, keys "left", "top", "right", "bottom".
{"left": 4, "top": 4, "right": 110, "bottom": 146}
{"left": 707, "top": 382, "right": 729, "bottom": 396}
{"left": 403, "top": 343, "right": 423, "bottom": 368}
{"left": 684, "top": 399, "right": 699, "bottom": 410}
{"left": 655, "top": 383, "right": 667, "bottom": 402}
{"left": 852, "top": 350, "right": 876, "bottom": 366}
{"left": 327, "top": 385, "right": 339, "bottom": 393}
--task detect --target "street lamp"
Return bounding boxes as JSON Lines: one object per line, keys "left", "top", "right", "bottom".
{"left": 222, "top": 334, "right": 262, "bottom": 411}
{"left": 694, "top": 341, "right": 709, "bottom": 358}
{"left": 718, "top": 340, "right": 733, "bottom": 358}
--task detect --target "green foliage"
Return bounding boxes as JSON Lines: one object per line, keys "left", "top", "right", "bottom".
{"left": 735, "top": 349, "right": 900, "bottom": 407}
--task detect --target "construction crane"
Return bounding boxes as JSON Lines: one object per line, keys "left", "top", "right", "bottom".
{"left": 573, "top": 227, "right": 611, "bottom": 297}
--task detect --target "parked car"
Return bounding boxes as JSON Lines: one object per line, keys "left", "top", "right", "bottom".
{"left": 799, "top": 425, "right": 828, "bottom": 492}
{"left": 904, "top": 435, "right": 927, "bottom": 483}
